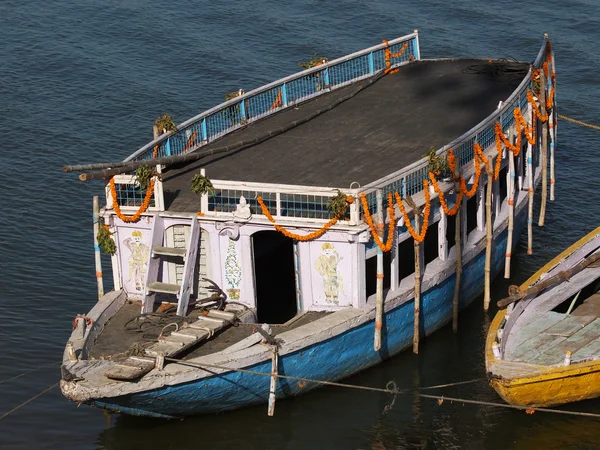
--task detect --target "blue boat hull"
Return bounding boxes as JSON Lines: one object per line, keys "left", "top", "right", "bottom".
{"left": 91, "top": 212, "right": 526, "bottom": 418}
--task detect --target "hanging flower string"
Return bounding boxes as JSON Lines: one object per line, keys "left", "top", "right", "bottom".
{"left": 429, "top": 172, "right": 462, "bottom": 216}
{"left": 257, "top": 196, "right": 353, "bottom": 242}
{"left": 359, "top": 193, "right": 396, "bottom": 252}
{"left": 527, "top": 89, "right": 548, "bottom": 122}
{"left": 382, "top": 40, "right": 409, "bottom": 75}
{"left": 110, "top": 177, "right": 155, "bottom": 223}
{"left": 394, "top": 181, "right": 431, "bottom": 243}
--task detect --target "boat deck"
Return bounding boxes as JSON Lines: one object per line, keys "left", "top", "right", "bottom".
{"left": 88, "top": 302, "right": 331, "bottom": 362}
{"left": 162, "top": 59, "right": 529, "bottom": 212}
{"left": 505, "top": 299, "right": 600, "bottom": 366}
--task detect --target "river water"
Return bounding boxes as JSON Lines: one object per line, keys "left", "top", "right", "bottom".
{"left": 1, "top": 0, "right": 600, "bottom": 448}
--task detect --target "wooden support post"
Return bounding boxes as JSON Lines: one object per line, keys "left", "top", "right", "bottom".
{"left": 267, "top": 345, "right": 278, "bottom": 416}
{"left": 504, "top": 128, "right": 516, "bottom": 279}
{"left": 527, "top": 118, "right": 534, "bottom": 255}
{"left": 452, "top": 173, "right": 462, "bottom": 333}
{"left": 550, "top": 47, "right": 556, "bottom": 201}
{"left": 538, "top": 70, "right": 548, "bottom": 226}
{"left": 374, "top": 189, "right": 384, "bottom": 351}
{"left": 93, "top": 196, "right": 104, "bottom": 300}
{"left": 484, "top": 164, "right": 493, "bottom": 311}
{"left": 404, "top": 196, "right": 423, "bottom": 354}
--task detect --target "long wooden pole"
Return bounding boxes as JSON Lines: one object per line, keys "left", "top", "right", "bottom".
{"left": 527, "top": 110, "right": 534, "bottom": 255}
{"left": 483, "top": 164, "right": 493, "bottom": 311}
{"left": 452, "top": 174, "right": 462, "bottom": 333}
{"left": 93, "top": 196, "right": 104, "bottom": 300}
{"left": 504, "top": 128, "right": 516, "bottom": 279}
{"left": 412, "top": 204, "right": 422, "bottom": 354}
{"left": 497, "top": 250, "right": 600, "bottom": 309}
{"left": 267, "top": 345, "right": 278, "bottom": 416}
{"left": 550, "top": 47, "right": 556, "bottom": 201}
{"left": 374, "top": 189, "right": 384, "bottom": 351}
{"left": 538, "top": 70, "right": 548, "bottom": 226}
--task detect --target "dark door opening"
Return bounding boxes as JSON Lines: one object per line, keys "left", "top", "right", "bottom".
{"left": 252, "top": 231, "right": 297, "bottom": 324}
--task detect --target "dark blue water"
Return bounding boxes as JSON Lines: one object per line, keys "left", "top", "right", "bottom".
{"left": 2, "top": 1, "right": 600, "bottom": 448}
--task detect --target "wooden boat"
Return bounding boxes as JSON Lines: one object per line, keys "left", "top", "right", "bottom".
{"left": 60, "top": 31, "right": 557, "bottom": 418}
{"left": 486, "top": 227, "right": 600, "bottom": 408}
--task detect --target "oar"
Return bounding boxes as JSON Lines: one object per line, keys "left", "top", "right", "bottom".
{"left": 497, "top": 250, "right": 600, "bottom": 309}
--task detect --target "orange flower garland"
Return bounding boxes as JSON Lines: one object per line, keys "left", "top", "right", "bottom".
{"left": 494, "top": 121, "right": 522, "bottom": 157}
{"left": 383, "top": 41, "right": 408, "bottom": 75}
{"left": 110, "top": 177, "right": 155, "bottom": 223}
{"left": 447, "top": 149, "right": 457, "bottom": 178}
{"left": 359, "top": 193, "right": 396, "bottom": 252}
{"left": 527, "top": 89, "right": 548, "bottom": 122}
{"left": 257, "top": 196, "right": 353, "bottom": 242}
{"left": 394, "top": 181, "right": 431, "bottom": 243}
{"left": 428, "top": 172, "right": 462, "bottom": 216}
{"left": 514, "top": 108, "right": 536, "bottom": 145}
{"left": 461, "top": 153, "right": 483, "bottom": 198}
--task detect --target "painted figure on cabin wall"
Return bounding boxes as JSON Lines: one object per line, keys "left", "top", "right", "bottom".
{"left": 124, "top": 230, "right": 149, "bottom": 291}
{"left": 314, "top": 243, "right": 344, "bottom": 304}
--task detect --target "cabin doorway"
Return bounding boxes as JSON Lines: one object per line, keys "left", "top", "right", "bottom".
{"left": 252, "top": 230, "right": 297, "bottom": 324}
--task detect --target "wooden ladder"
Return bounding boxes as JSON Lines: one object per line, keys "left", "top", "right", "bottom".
{"left": 142, "top": 215, "right": 200, "bottom": 316}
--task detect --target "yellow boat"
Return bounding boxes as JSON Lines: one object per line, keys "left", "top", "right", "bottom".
{"left": 486, "top": 226, "right": 600, "bottom": 408}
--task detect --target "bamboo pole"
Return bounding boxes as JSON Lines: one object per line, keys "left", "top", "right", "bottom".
{"left": 538, "top": 71, "right": 548, "bottom": 226}
{"left": 405, "top": 197, "right": 422, "bottom": 354}
{"left": 504, "top": 128, "right": 516, "bottom": 279}
{"left": 483, "top": 163, "right": 493, "bottom": 311}
{"left": 452, "top": 173, "right": 462, "bottom": 333}
{"left": 374, "top": 189, "right": 384, "bottom": 351}
{"left": 550, "top": 47, "right": 556, "bottom": 201}
{"left": 497, "top": 250, "right": 600, "bottom": 309}
{"left": 267, "top": 345, "right": 278, "bottom": 416}
{"left": 527, "top": 111, "right": 534, "bottom": 255}
{"left": 93, "top": 196, "right": 104, "bottom": 300}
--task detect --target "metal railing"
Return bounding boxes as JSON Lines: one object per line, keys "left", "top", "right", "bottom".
{"left": 123, "top": 33, "right": 420, "bottom": 163}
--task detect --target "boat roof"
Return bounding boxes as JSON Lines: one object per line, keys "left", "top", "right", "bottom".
{"left": 163, "top": 58, "right": 528, "bottom": 212}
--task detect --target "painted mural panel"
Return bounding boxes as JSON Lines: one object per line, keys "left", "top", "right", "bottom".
{"left": 118, "top": 226, "right": 152, "bottom": 298}
{"left": 310, "top": 242, "right": 352, "bottom": 307}
{"left": 223, "top": 238, "right": 242, "bottom": 301}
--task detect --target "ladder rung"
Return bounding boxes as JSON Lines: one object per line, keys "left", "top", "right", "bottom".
{"left": 147, "top": 282, "right": 180, "bottom": 295}
{"left": 153, "top": 246, "right": 186, "bottom": 258}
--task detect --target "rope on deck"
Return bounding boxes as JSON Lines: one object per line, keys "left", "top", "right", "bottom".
{"left": 558, "top": 114, "right": 600, "bottom": 131}
{"left": 165, "top": 357, "right": 600, "bottom": 419}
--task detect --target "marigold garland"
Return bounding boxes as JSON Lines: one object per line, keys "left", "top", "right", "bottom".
{"left": 383, "top": 40, "right": 408, "bottom": 74}
{"left": 257, "top": 196, "right": 353, "bottom": 241}
{"left": 527, "top": 89, "right": 548, "bottom": 122}
{"left": 461, "top": 153, "right": 483, "bottom": 198}
{"left": 447, "top": 149, "right": 457, "bottom": 178}
{"left": 270, "top": 90, "right": 283, "bottom": 110}
{"left": 110, "top": 177, "right": 155, "bottom": 223}
{"left": 494, "top": 121, "right": 522, "bottom": 157}
{"left": 394, "top": 181, "right": 431, "bottom": 243}
{"left": 428, "top": 172, "right": 463, "bottom": 216}
{"left": 514, "top": 108, "right": 536, "bottom": 145}
{"left": 359, "top": 193, "right": 396, "bottom": 252}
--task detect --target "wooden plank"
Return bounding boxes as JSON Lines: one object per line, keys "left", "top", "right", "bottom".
{"left": 177, "top": 217, "right": 200, "bottom": 316}
{"left": 571, "top": 339, "right": 600, "bottom": 363}
{"left": 105, "top": 358, "right": 154, "bottom": 381}
{"left": 147, "top": 281, "right": 181, "bottom": 295}
{"left": 529, "top": 318, "right": 600, "bottom": 366}
{"left": 152, "top": 246, "right": 186, "bottom": 257}
{"left": 542, "top": 315, "right": 594, "bottom": 337}
{"left": 504, "top": 311, "right": 564, "bottom": 359}
{"left": 511, "top": 333, "right": 568, "bottom": 362}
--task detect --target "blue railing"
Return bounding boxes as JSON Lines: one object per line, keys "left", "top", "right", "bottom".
{"left": 124, "top": 33, "right": 419, "bottom": 163}
{"left": 360, "top": 36, "right": 551, "bottom": 213}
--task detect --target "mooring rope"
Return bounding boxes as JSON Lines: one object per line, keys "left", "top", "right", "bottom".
{"left": 558, "top": 114, "right": 600, "bottom": 131}
{"left": 0, "top": 362, "right": 61, "bottom": 385}
{"left": 165, "top": 357, "right": 600, "bottom": 419}
{"left": 0, "top": 382, "right": 59, "bottom": 421}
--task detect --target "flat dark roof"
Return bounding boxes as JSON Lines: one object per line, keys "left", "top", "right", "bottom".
{"left": 163, "top": 59, "right": 528, "bottom": 212}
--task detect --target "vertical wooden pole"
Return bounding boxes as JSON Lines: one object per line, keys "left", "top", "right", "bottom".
{"left": 527, "top": 113, "right": 534, "bottom": 255}
{"left": 550, "top": 47, "right": 556, "bottom": 201}
{"left": 374, "top": 189, "right": 384, "bottom": 351}
{"left": 483, "top": 165, "right": 493, "bottom": 311}
{"left": 267, "top": 345, "right": 278, "bottom": 416}
{"left": 538, "top": 70, "right": 548, "bottom": 226}
{"left": 413, "top": 211, "right": 422, "bottom": 354}
{"left": 93, "top": 196, "right": 104, "bottom": 300}
{"left": 452, "top": 174, "right": 462, "bottom": 333}
{"left": 504, "top": 128, "right": 516, "bottom": 279}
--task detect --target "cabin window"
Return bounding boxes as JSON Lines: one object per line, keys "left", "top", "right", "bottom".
{"left": 398, "top": 234, "right": 416, "bottom": 281}
{"left": 252, "top": 231, "right": 297, "bottom": 324}
{"left": 365, "top": 251, "right": 391, "bottom": 298}
{"left": 499, "top": 166, "right": 508, "bottom": 207}
{"left": 424, "top": 220, "right": 439, "bottom": 266}
{"left": 446, "top": 211, "right": 457, "bottom": 250}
